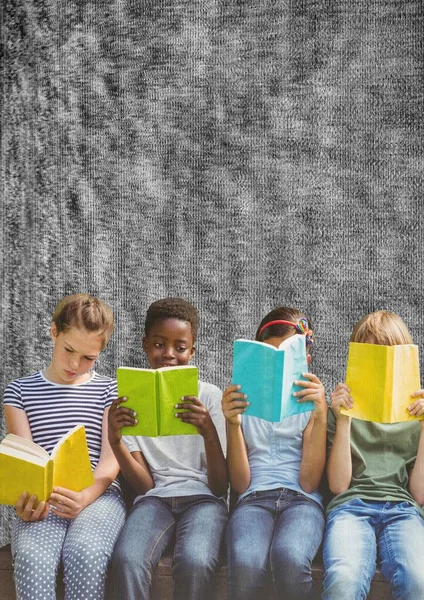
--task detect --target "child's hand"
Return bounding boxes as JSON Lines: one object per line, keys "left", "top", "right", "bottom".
{"left": 15, "top": 492, "right": 50, "bottom": 522}
{"left": 108, "top": 396, "right": 138, "bottom": 446}
{"left": 330, "top": 383, "right": 353, "bottom": 418}
{"left": 408, "top": 390, "right": 424, "bottom": 418}
{"left": 293, "top": 373, "right": 327, "bottom": 420}
{"left": 175, "top": 396, "right": 216, "bottom": 439}
{"left": 49, "top": 487, "right": 89, "bottom": 519}
{"left": 221, "top": 384, "right": 249, "bottom": 426}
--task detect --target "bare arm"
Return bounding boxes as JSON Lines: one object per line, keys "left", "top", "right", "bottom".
{"left": 176, "top": 396, "right": 228, "bottom": 497}
{"left": 221, "top": 384, "right": 251, "bottom": 495}
{"left": 4, "top": 406, "right": 33, "bottom": 439}
{"left": 407, "top": 392, "right": 424, "bottom": 503}
{"left": 326, "top": 383, "right": 353, "bottom": 495}
{"left": 81, "top": 408, "right": 120, "bottom": 498}
{"left": 203, "top": 422, "right": 229, "bottom": 497}
{"left": 107, "top": 397, "right": 155, "bottom": 494}
{"left": 296, "top": 373, "right": 328, "bottom": 493}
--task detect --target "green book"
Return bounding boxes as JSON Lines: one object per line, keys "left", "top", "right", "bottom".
{"left": 117, "top": 365, "right": 199, "bottom": 436}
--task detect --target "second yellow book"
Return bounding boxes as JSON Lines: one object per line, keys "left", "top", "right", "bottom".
{"left": 341, "top": 342, "right": 422, "bottom": 423}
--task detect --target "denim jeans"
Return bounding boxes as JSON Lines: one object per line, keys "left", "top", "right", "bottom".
{"left": 225, "top": 488, "right": 325, "bottom": 600}
{"left": 323, "top": 499, "right": 424, "bottom": 600}
{"left": 109, "top": 494, "right": 228, "bottom": 600}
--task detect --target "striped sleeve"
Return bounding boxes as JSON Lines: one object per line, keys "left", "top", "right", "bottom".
{"left": 3, "top": 379, "right": 24, "bottom": 409}
{"left": 104, "top": 379, "right": 118, "bottom": 408}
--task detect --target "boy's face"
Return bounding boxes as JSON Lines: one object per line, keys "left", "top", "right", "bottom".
{"left": 143, "top": 318, "right": 195, "bottom": 369}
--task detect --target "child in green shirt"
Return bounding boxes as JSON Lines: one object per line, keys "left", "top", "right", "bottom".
{"left": 323, "top": 310, "right": 424, "bottom": 599}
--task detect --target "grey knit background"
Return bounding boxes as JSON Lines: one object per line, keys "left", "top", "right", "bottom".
{"left": 1, "top": 0, "right": 423, "bottom": 545}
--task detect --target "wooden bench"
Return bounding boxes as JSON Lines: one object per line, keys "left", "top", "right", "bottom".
{"left": 0, "top": 544, "right": 391, "bottom": 599}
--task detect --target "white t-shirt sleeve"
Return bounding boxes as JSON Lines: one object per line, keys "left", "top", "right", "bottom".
{"left": 199, "top": 381, "right": 226, "bottom": 456}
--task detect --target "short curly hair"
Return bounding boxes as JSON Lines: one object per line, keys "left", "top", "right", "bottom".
{"left": 144, "top": 298, "right": 198, "bottom": 342}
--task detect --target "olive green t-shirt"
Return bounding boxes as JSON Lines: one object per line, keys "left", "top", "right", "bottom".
{"left": 326, "top": 409, "right": 423, "bottom": 517}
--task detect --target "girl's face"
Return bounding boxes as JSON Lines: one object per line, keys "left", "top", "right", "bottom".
{"left": 143, "top": 318, "right": 195, "bottom": 370}
{"left": 47, "top": 323, "right": 103, "bottom": 385}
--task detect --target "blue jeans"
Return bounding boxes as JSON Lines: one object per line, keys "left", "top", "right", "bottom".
{"left": 323, "top": 499, "right": 424, "bottom": 600}
{"left": 225, "top": 488, "right": 325, "bottom": 600}
{"left": 110, "top": 494, "right": 228, "bottom": 600}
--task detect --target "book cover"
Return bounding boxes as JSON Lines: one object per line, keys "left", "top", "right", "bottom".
{"left": 231, "top": 334, "right": 313, "bottom": 422}
{"left": 0, "top": 424, "right": 94, "bottom": 506}
{"left": 118, "top": 365, "right": 199, "bottom": 436}
{"left": 341, "top": 342, "right": 422, "bottom": 423}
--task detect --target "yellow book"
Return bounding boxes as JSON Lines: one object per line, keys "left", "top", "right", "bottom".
{"left": 341, "top": 342, "right": 422, "bottom": 423}
{"left": 0, "top": 424, "right": 94, "bottom": 506}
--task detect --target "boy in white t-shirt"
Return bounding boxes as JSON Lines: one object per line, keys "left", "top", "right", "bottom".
{"left": 108, "top": 298, "right": 228, "bottom": 600}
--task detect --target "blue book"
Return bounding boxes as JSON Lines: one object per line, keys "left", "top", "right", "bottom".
{"left": 231, "top": 334, "right": 314, "bottom": 422}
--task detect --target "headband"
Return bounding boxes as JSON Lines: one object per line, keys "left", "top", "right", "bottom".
{"left": 258, "top": 317, "right": 315, "bottom": 346}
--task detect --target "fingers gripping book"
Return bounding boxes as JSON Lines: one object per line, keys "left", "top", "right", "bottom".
{"left": 341, "top": 342, "right": 422, "bottom": 423}
{"left": 117, "top": 365, "right": 199, "bottom": 436}
{"left": 231, "top": 334, "right": 314, "bottom": 422}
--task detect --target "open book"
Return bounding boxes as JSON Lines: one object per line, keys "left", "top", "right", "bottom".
{"left": 231, "top": 334, "right": 313, "bottom": 422}
{"left": 0, "top": 424, "right": 94, "bottom": 506}
{"left": 117, "top": 365, "right": 199, "bottom": 436}
{"left": 341, "top": 342, "right": 422, "bottom": 423}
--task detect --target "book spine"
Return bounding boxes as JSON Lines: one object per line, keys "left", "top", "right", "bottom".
{"left": 155, "top": 371, "right": 160, "bottom": 433}
{"left": 386, "top": 346, "right": 394, "bottom": 424}
{"left": 273, "top": 351, "right": 284, "bottom": 422}
{"left": 45, "top": 460, "right": 54, "bottom": 502}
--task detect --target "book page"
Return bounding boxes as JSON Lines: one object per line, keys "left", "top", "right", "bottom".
{"left": 232, "top": 339, "right": 283, "bottom": 421}
{"left": 1, "top": 434, "right": 49, "bottom": 459}
{"left": 158, "top": 366, "right": 198, "bottom": 435}
{"left": 390, "top": 345, "right": 421, "bottom": 423}
{"left": 117, "top": 367, "right": 159, "bottom": 436}
{"left": 52, "top": 425, "right": 94, "bottom": 491}
{"left": 0, "top": 444, "right": 47, "bottom": 466}
{"left": 279, "top": 334, "right": 312, "bottom": 419}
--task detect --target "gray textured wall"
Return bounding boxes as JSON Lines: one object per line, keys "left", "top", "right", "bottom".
{"left": 1, "top": 0, "right": 423, "bottom": 545}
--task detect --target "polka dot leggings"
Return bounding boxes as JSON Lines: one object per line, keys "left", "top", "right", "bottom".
{"left": 11, "top": 488, "right": 126, "bottom": 600}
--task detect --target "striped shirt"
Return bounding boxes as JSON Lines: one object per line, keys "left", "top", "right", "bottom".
{"left": 3, "top": 371, "right": 117, "bottom": 470}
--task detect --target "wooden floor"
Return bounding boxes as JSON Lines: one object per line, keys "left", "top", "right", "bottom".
{"left": 0, "top": 544, "right": 391, "bottom": 599}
